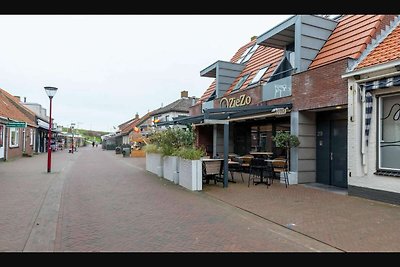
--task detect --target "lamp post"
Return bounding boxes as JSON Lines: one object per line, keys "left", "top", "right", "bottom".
{"left": 71, "top": 123, "right": 75, "bottom": 154}
{"left": 44, "top": 86, "right": 58, "bottom": 173}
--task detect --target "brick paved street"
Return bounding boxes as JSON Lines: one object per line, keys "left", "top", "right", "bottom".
{"left": 1, "top": 146, "right": 400, "bottom": 252}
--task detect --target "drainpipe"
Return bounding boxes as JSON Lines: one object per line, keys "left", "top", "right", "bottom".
{"left": 359, "top": 85, "right": 368, "bottom": 174}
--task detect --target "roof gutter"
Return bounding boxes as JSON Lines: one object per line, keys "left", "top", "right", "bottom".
{"left": 342, "top": 59, "right": 400, "bottom": 78}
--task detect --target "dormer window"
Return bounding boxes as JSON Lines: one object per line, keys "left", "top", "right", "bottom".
{"left": 249, "top": 65, "right": 269, "bottom": 85}
{"left": 236, "top": 44, "right": 259, "bottom": 64}
{"left": 233, "top": 73, "right": 250, "bottom": 91}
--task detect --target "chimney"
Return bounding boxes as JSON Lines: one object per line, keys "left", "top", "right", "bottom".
{"left": 14, "top": 95, "right": 20, "bottom": 102}
{"left": 251, "top": 36, "right": 257, "bottom": 41}
{"left": 135, "top": 113, "right": 139, "bottom": 119}
{"left": 181, "top": 90, "right": 188, "bottom": 98}
{"left": 191, "top": 96, "right": 196, "bottom": 106}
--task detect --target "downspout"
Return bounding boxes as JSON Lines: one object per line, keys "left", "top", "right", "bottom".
{"left": 359, "top": 84, "right": 368, "bottom": 174}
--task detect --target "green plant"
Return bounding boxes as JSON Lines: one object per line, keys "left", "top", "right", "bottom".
{"left": 272, "top": 131, "right": 300, "bottom": 149}
{"left": 173, "top": 146, "right": 206, "bottom": 160}
{"left": 272, "top": 131, "right": 300, "bottom": 170}
{"left": 147, "top": 127, "right": 196, "bottom": 156}
{"left": 143, "top": 143, "right": 161, "bottom": 154}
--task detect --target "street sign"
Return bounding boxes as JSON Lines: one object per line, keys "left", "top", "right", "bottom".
{"left": 6, "top": 122, "right": 27, "bottom": 128}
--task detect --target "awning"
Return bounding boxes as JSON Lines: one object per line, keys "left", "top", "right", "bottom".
{"left": 170, "top": 103, "right": 292, "bottom": 126}
{"left": 363, "top": 75, "right": 400, "bottom": 91}
{"left": 360, "top": 75, "right": 400, "bottom": 146}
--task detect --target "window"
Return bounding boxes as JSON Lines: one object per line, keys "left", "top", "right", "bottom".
{"left": 379, "top": 94, "right": 400, "bottom": 170}
{"left": 236, "top": 44, "right": 258, "bottom": 64}
{"left": 249, "top": 66, "right": 269, "bottom": 85}
{"left": 10, "top": 127, "right": 19, "bottom": 147}
{"left": 233, "top": 74, "right": 250, "bottom": 91}
{"left": 241, "top": 44, "right": 258, "bottom": 64}
{"left": 0, "top": 125, "right": 3, "bottom": 147}
{"left": 30, "top": 129, "right": 34, "bottom": 146}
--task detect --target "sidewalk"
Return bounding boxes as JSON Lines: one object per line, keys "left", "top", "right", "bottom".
{"left": 201, "top": 174, "right": 400, "bottom": 252}
{"left": 132, "top": 156, "right": 400, "bottom": 252}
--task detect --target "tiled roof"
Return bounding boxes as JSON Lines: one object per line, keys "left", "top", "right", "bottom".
{"left": 151, "top": 97, "right": 197, "bottom": 116}
{"left": 356, "top": 23, "right": 400, "bottom": 69}
{"left": 225, "top": 44, "right": 283, "bottom": 95}
{"left": 309, "top": 15, "right": 394, "bottom": 69}
{"left": 120, "top": 118, "right": 140, "bottom": 135}
{"left": 197, "top": 39, "right": 284, "bottom": 104}
{"left": 0, "top": 88, "right": 37, "bottom": 126}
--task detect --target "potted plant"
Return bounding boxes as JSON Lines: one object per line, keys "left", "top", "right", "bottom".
{"left": 174, "top": 146, "right": 206, "bottom": 191}
{"left": 272, "top": 131, "right": 300, "bottom": 184}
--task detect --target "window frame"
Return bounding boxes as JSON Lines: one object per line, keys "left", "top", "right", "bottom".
{"left": 378, "top": 93, "right": 400, "bottom": 171}
{"left": 9, "top": 127, "right": 19, "bottom": 148}
{"left": 30, "top": 128, "right": 34, "bottom": 146}
{"left": 232, "top": 73, "right": 250, "bottom": 91}
{"left": 249, "top": 65, "right": 270, "bottom": 85}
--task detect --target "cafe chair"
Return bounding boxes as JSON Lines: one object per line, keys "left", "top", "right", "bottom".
{"left": 272, "top": 158, "right": 289, "bottom": 188}
{"left": 202, "top": 160, "right": 223, "bottom": 185}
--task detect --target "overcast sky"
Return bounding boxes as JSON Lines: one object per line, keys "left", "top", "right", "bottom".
{"left": 0, "top": 15, "right": 292, "bottom": 132}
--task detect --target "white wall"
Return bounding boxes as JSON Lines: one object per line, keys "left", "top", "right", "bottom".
{"left": 348, "top": 79, "right": 400, "bottom": 193}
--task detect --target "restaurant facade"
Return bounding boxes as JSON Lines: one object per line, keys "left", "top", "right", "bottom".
{"left": 178, "top": 15, "right": 398, "bottom": 191}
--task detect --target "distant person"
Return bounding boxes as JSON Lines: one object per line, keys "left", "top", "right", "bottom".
{"left": 92, "top": 141, "right": 95, "bottom": 147}
{"left": 96, "top": 143, "right": 98, "bottom": 147}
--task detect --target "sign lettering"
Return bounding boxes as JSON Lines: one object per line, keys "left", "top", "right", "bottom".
{"left": 220, "top": 94, "right": 252, "bottom": 108}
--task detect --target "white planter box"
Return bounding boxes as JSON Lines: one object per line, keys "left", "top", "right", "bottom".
{"left": 146, "top": 152, "right": 163, "bottom": 177}
{"left": 163, "top": 156, "right": 179, "bottom": 184}
{"left": 178, "top": 158, "right": 202, "bottom": 191}
{"left": 280, "top": 171, "right": 298, "bottom": 185}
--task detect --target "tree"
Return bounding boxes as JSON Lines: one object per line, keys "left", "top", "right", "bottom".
{"left": 272, "top": 131, "right": 300, "bottom": 170}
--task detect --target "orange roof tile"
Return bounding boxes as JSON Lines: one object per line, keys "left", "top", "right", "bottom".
{"left": 197, "top": 39, "right": 284, "bottom": 104}
{"left": 0, "top": 88, "right": 36, "bottom": 125}
{"left": 309, "top": 15, "right": 391, "bottom": 69}
{"left": 357, "top": 23, "right": 400, "bottom": 69}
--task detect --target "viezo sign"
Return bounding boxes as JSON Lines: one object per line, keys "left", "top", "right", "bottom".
{"left": 6, "top": 122, "right": 27, "bottom": 128}
{"left": 220, "top": 94, "right": 252, "bottom": 108}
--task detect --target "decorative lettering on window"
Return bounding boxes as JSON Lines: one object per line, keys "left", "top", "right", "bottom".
{"left": 382, "top": 103, "right": 400, "bottom": 122}
{"left": 274, "top": 84, "right": 289, "bottom": 98}
{"left": 220, "top": 94, "right": 252, "bottom": 108}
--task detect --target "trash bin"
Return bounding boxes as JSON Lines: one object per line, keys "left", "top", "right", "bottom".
{"left": 115, "top": 147, "right": 121, "bottom": 154}
{"left": 122, "top": 147, "right": 131, "bottom": 157}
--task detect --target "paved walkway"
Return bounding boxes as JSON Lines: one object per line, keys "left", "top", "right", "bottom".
{"left": 1, "top": 147, "right": 399, "bottom": 252}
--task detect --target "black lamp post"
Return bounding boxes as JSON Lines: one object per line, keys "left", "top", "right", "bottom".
{"left": 44, "top": 86, "right": 58, "bottom": 173}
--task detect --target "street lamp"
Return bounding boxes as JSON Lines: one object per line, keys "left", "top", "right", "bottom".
{"left": 44, "top": 86, "right": 58, "bottom": 173}
{"left": 70, "top": 123, "right": 75, "bottom": 153}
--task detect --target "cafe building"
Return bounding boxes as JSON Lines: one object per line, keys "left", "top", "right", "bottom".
{"left": 177, "top": 15, "right": 397, "bottom": 188}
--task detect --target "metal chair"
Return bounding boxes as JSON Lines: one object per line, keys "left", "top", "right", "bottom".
{"left": 248, "top": 158, "right": 272, "bottom": 187}
{"left": 228, "top": 157, "right": 245, "bottom": 183}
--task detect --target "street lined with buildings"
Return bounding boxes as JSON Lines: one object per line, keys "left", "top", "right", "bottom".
{"left": 1, "top": 147, "right": 400, "bottom": 252}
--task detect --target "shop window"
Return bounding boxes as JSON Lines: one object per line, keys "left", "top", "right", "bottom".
{"left": 10, "top": 127, "right": 19, "bottom": 148}
{"left": 379, "top": 94, "right": 400, "bottom": 171}
{"left": 0, "top": 125, "right": 3, "bottom": 147}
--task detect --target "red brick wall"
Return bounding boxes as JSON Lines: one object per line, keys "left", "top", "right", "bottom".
{"left": 189, "top": 103, "right": 202, "bottom": 116}
{"left": 292, "top": 59, "right": 348, "bottom": 111}
{"left": 6, "top": 126, "right": 35, "bottom": 160}
{"left": 7, "top": 128, "right": 23, "bottom": 159}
